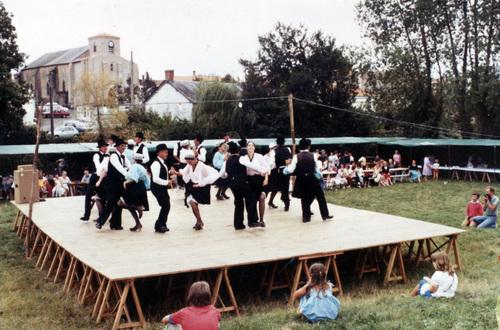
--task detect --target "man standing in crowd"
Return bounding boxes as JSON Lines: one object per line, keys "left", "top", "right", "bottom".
{"left": 96, "top": 138, "right": 131, "bottom": 230}
{"left": 224, "top": 141, "right": 258, "bottom": 230}
{"left": 150, "top": 144, "right": 171, "bottom": 233}
{"left": 134, "top": 132, "right": 150, "bottom": 165}
{"left": 267, "top": 136, "right": 291, "bottom": 211}
{"left": 80, "top": 139, "right": 108, "bottom": 221}
{"left": 285, "top": 138, "right": 333, "bottom": 222}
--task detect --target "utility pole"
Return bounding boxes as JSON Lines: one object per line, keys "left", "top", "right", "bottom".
{"left": 288, "top": 93, "right": 296, "bottom": 156}
{"left": 49, "top": 69, "right": 55, "bottom": 136}
{"left": 130, "top": 51, "right": 134, "bottom": 107}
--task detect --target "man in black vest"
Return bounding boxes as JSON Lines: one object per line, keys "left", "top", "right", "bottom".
{"left": 224, "top": 142, "right": 258, "bottom": 230}
{"left": 96, "top": 138, "right": 131, "bottom": 230}
{"left": 285, "top": 138, "right": 333, "bottom": 222}
{"left": 150, "top": 144, "right": 171, "bottom": 233}
{"left": 80, "top": 139, "right": 108, "bottom": 221}
{"left": 133, "top": 132, "right": 150, "bottom": 165}
{"left": 268, "top": 136, "right": 291, "bottom": 211}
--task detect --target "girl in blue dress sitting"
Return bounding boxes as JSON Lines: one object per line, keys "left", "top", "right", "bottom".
{"left": 293, "top": 263, "right": 341, "bottom": 323}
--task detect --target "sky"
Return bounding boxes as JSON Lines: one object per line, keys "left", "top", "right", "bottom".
{"left": 5, "top": 0, "right": 363, "bottom": 81}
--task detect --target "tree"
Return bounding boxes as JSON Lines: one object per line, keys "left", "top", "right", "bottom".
{"left": 192, "top": 82, "right": 250, "bottom": 138}
{"left": 357, "top": 0, "right": 500, "bottom": 137}
{"left": 74, "top": 71, "right": 117, "bottom": 134}
{"left": 0, "top": 2, "right": 30, "bottom": 144}
{"left": 239, "top": 23, "right": 368, "bottom": 138}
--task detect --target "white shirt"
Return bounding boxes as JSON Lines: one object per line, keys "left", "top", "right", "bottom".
{"left": 93, "top": 152, "right": 110, "bottom": 174}
{"left": 109, "top": 151, "right": 131, "bottom": 177}
{"left": 264, "top": 150, "right": 276, "bottom": 170}
{"left": 194, "top": 145, "right": 207, "bottom": 163}
{"left": 180, "top": 161, "right": 220, "bottom": 187}
{"left": 133, "top": 143, "right": 150, "bottom": 164}
{"left": 239, "top": 153, "right": 270, "bottom": 176}
{"left": 150, "top": 157, "right": 169, "bottom": 186}
{"left": 427, "top": 271, "right": 458, "bottom": 298}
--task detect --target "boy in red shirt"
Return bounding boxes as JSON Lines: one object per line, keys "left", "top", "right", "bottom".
{"left": 462, "top": 192, "right": 483, "bottom": 226}
{"left": 162, "top": 281, "right": 220, "bottom": 330}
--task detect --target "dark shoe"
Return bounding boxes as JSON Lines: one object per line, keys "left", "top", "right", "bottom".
{"left": 130, "top": 225, "right": 142, "bottom": 232}
{"left": 80, "top": 216, "right": 89, "bottom": 221}
{"left": 259, "top": 221, "right": 266, "bottom": 227}
{"left": 193, "top": 223, "right": 204, "bottom": 231}
{"left": 111, "top": 226, "right": 124, "bottom": 230}
{"left": 322, "top": 215, "right": 334, "bottom": 221}
{"left": 302, "top": 218, "right": 311, "bottom": 223}
{"left": 95, "top": 223, "right": 102, "bottom": 230}
{"left": 249, "top": 223, "right": 263, "bottom": 228}
{"left": 222, "top": 193, "right": 230, "bottom": 200}
{"left": 284, "top": 203, "right": 290, "bottom": 212}
{"left": 234, "top": 225, "right": 246, "bottom": 230}
{"left": 216, "top": 195, "right": 224, "bottom": 201}
{"left": 155, "top": 227, "right": 169, "bottom": 233}
{"left": 268, "top": 203, "right": 278, "bottom": 209}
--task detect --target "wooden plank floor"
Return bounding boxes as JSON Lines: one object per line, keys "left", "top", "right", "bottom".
{"left": 13, "top": 189, "right": 463, "bottom": 280}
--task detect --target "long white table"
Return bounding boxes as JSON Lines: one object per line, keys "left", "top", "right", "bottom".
{"left": 438, "top": 166, "right": 499, "bottom": 182}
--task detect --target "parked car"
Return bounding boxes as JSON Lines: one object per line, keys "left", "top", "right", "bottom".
{"left": 63, "top": 120, "right": 88, "bottom": 132}
{"left": 42, "top": 102, "right": 70, "bottom": 118}
{"left": 53, "top": 126, "right": 79, "bottom": 139}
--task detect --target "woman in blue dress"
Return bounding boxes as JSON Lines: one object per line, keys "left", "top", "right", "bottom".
{"left": 293, "top": 263, "right": 341, "bottom": 323}
{"left": 119, "top": 154, "right": 150, "bottom": 232}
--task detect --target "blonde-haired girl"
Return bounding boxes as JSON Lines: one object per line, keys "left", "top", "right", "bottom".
{"left": 410, "top": 251, "right": 458, "bottom": 298}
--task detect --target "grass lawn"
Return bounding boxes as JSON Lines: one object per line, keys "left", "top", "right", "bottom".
{"left": 1, "top": 181, "right": 499, "bottom": 329}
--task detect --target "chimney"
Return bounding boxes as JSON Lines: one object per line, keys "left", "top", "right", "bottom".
{"left": 164, "top": 70, "right": 174, "bottom": 81}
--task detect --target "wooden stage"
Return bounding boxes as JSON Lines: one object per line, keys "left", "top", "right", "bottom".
{"left": 12, "top": 190, "right": 464, "bottom": 329}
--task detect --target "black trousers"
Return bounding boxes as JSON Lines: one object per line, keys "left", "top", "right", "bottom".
{"left": 152, "top": 187, "right": 170, "bottom": 230}
{"left": 276, "top": 171, "right": 290, "bottom": 205}
{"left": 82, "top": 173, "right": 98, "bottom": 218}
{"left": 230, "top": 180, "right": 257, "bottom": 229}
{"left": 298, "top": 176, "right": 329, "bottom": 220}
{"left": 98, "top": 184, "right": 124, "bottom": 228}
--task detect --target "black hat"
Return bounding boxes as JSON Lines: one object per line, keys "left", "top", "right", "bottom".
{"left": 227, "top": 141, "right": 240, "bottom": 154}
{"left": 97, "top": 139, "right": 108, "bottom": 148}
{"left": 156, "top": 143, "right": 168, "bottom": 153}
{"left": 135, "top": 132, "right": 144, "bottom": 140}
{"left": 276, "top": 136, "right": 285, "bottom": 145}
{"left": 109, "top": 134, "right": 119, "bottom": 143}
{"left": 114, "top": 138, "right": 126, "bottom": 146}
{"left": 298, "top": 138, "right": 311, "bottom": 150}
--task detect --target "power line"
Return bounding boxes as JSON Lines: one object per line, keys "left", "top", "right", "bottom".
{"left": 293, "top": 97, "right": 500, "bottom": 140}
{"left": 136, "top": 95, "right": 288, "bottom": 106}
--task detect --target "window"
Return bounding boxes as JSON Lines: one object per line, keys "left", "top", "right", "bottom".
{"left": 110, "top": 63, "right": 114, "bottom": 71}
{"left": 108, "top": 40, "right": 114, "bottom": 53}
{"left": 62, "top": 80, "right": 66, "bottom": 92}
{"left": 93, "top": 44, "right": 96, "bottom": 52}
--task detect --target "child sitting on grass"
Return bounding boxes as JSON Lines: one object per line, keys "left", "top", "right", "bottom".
{"left": 293, "top": 263, "right": 341, "bottom": 323}
{"left": 161, "top": 281, "right": 220, "bottom": 330}
{"left": 462, "top": 192, "right": 483, "bottom": 226}
{"left": 410, "top": 251, "right": 458, "bottom": 298}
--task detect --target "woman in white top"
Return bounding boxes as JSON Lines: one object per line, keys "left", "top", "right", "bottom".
{"left": 171, "top": 150, "right": 220, "bottom": 230}
{"left": 240, "top": 142, "right": 271, "bottom": 227}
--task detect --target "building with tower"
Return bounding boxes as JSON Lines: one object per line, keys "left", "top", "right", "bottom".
{"left": 19, "top": 33, "right": 139, "bottom": 109}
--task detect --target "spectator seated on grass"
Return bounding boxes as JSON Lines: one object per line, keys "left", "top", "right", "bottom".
{"left": 408, "top": 160, "right": 421, "bottom": 183}
{"left": 470, "top": 186, "right": 498, "bottom": 229}
{"left": 462, "top": 192, "right": 483, "bottom": 227}
{"left": 293, "top": 263, "right": 341, "bottom": 323}
{"left": 410, "top": 251, "right": 458, "bottom": 298}
{"left": 162, "top": 281, "right": 220, "bottom": 330}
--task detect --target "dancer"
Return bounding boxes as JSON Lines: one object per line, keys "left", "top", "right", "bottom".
{"left": 193, "top": 134, "right": 207, "bottom": 163}
{"left": 120, "top": 154, "right": 150, "bottom": 232}
{"left": 240, "top": 141, "right": 270, "bottom": 227}
{"left": 133, "top": 131, "right": 150, "bottom": 164}
{"left": 80, "top": 139, "right": 108, "bottom": 221}
{"left": 212, "top": 142, "right": 230, "bottom": 200}
{"left": 171, "top": 150, "right": 220, "bottom": 230}
{"left": 223, "top": 142, "right": 258, "bottom": 230}
{"left": 150, "top": 144, "right": 171, "bottom": 233}
{"left": 285, "top": 138, "right": 333, "bottom": 222}
{"left": 268, "top": 136, "right": 291, "bottom": 211}
{"left": 96, "top": 138, "right": 131, "bottom": 230}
